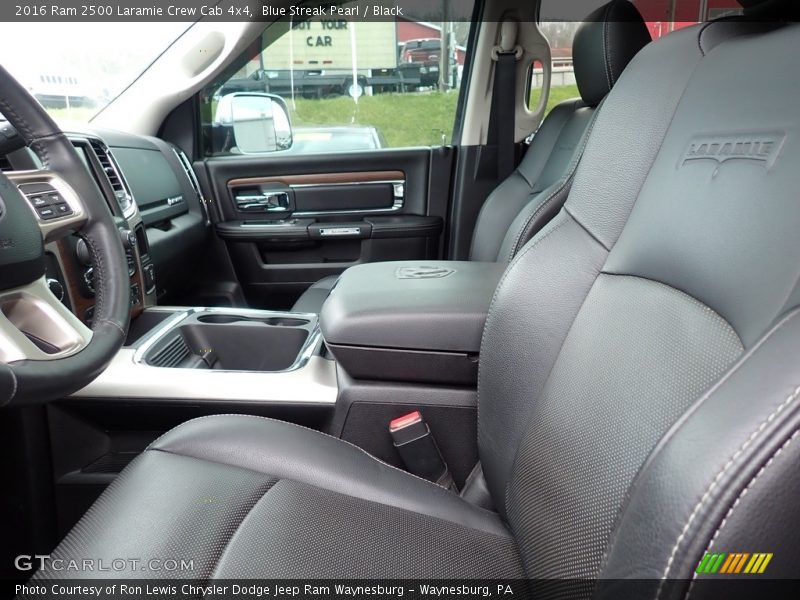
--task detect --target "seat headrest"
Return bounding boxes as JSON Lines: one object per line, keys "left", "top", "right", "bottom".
{"left": 572, "top": 0, "right": 652, "bottom": 107}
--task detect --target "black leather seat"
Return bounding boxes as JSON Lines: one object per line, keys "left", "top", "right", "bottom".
{"left": 291, "top": 0, "right": 651, "bottom": 313}
{"left": 38, "top": 0, "right": 800, "bottom": 590}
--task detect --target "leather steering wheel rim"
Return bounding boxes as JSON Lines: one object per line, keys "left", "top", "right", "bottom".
{"left": 0, "top": 65, "right": 130, "bottom": 406}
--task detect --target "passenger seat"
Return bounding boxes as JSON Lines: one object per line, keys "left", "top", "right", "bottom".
{"left": 292, "top": 0, "right": 651, "bottom": 313}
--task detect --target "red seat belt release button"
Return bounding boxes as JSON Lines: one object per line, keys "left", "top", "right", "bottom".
{"left": 388, "top": 411, "right": 456, "bottom": 491}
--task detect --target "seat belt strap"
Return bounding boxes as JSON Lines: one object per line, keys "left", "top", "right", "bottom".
{"left": 488, "top": 22, "right": 522, "bottom": 180}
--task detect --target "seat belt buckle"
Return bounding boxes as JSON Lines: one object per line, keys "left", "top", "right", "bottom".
{"left": 389, "top": 411, "right": 457, "bottom": 492}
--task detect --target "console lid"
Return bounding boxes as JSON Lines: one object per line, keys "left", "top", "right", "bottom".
{"left": 320, "top": 261, "right": 505, "bottom": 385}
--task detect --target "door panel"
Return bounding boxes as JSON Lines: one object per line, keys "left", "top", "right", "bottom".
{"left": 228, "top": 171, "right": 404, "bottom": 214}
{"left": 204, "top": 149, "right": 448, "bottom": 309}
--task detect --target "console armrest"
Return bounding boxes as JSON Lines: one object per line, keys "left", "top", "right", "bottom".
{"left": 320, "top": 261, "right": 505, "bottom": 385}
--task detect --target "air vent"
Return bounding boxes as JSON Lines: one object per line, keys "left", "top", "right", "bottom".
{"left": 89, "top": 139, "right": 134, "bottom": 215}
{"left": 172, "top": 146, "right": 210, "bottom": 225}
{"left": 0, "top": 155, "right": 12, "bottom": 171}
{"left": 148, "top": 335, "right": 191, "bottom": 368}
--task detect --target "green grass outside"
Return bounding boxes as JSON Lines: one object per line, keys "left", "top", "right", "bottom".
{"left": 542, "top": 84, "right": 581, "bottom": 114}
{"left": 45, "top": 84, "right": 581, "bottom": 150}
{"left": 288, "top": 84, "right": 580, "bottom": 148}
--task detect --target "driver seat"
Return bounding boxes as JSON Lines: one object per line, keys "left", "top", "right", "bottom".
{"left": 36, "top": 0, "right": 800, "bottom": 590}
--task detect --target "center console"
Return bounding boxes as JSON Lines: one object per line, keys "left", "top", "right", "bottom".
{"left": 71, "top": 306, "right": 335, "bottom": 404}
{"left": 52, "top": 258, "right": 504, "bottom": 532}
{"left": 312, "top": 260, "right": 505, "bottom": 494}
{"left": 320, "top": 260, "right": 506, "bottom": 386}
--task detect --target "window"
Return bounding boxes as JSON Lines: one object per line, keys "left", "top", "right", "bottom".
{"left": 526, "top": 59, "right": 546, "bottom": 111}
{"left": 202, "top": 0, "right": 475, "bottom": 156}
{"left": 0, "top": 22, "right": 191, "bottom": 122}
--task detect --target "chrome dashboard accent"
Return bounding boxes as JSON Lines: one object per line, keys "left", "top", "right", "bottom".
{"left": 171, "top": 146, "right": 211, "bottom": 226}
{"left": 72, "top": 307, "right": 335, "bottom": 404}
{"left": 0, "top": 277, "right": 92, "bottom": 363}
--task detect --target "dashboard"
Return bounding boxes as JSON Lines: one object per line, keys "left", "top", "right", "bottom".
{"left": 1, "top": 124, "right": 210, "bottom": 328}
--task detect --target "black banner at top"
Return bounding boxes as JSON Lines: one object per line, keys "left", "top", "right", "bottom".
{"left": 0, "top": 0, "right": 785, "bottom": 24}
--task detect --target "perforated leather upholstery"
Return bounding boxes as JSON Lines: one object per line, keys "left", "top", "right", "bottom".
{"left": 39, "top": 0, "right": 800, "bottom": 594}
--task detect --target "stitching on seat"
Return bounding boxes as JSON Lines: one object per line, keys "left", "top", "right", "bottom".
{"left": 505, "top": 176, "right": 574, "bottom": 263}
{"left": 684, "top": 428, "right": 800, "bottom": 600}
{"left": 150, "top": 446, "right": 284, "bottom": 479}
{"left": 597, "top": 308, "right": 800, "bottom": 577}
{"left": 656, "top": 384, "right": 800, "bottom": 596}
{"left": 147, "top": 413, "right": 499, "bottom": 516}
{"left": 602, "top": 2, "right": 615, "bottom": 92}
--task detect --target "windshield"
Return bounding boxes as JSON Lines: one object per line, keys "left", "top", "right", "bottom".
{"left": 0, "top": 22, "right": 192, "bottom": 123}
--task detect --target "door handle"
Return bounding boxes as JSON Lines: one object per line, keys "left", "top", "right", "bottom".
{"left": 236, "top": 191, "right": 290, "bottom": 213}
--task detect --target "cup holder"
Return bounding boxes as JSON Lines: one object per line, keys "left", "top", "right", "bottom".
{"left": 196, "top": 314, "right": 309, "bottom": 327}
{"left": 263, "top": 317, "right": 310, "bottom": 327}
{"left": 142, "top": 310, "right": 318, "bottom": 372}
{"left": 196, "top": 315, "right": 242, "bottom": 324}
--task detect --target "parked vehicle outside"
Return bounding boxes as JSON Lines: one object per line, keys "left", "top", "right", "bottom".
{"left": 399, "top": 38, "right": 442, "bottom": 87}
{"left": 283, "top": 126, "right": 385, "bottom": 154}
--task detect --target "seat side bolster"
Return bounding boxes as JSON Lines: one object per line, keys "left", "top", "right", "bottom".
{"left": 598, "top": 309, "right": 800, "bottom": 587}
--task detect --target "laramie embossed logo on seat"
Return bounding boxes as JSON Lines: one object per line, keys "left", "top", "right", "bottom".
{"left": 681, "top": 133, "right": 785, "bottom": 170}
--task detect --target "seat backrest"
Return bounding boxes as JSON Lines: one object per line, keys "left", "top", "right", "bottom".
{"left": 469, "top": 0, "right": 651, "bottom": 263}
{"left": 478, "top": 0, "right": 800, "bottom": 591}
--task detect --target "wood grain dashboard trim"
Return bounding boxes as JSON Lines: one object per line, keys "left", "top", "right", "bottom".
{"left": 227, "top": 170, "right": 405, "bottom": 188}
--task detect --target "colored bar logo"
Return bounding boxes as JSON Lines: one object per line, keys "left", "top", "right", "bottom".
{"left": 696, "top": 552, "right": 773, "bottom": 575}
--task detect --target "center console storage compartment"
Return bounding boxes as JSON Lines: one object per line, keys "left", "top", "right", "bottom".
{"left": 320, "top": 261, "right": 505, "bottom": 386}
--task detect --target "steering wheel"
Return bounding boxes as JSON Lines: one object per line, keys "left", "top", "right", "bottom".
{"left": 0, "top": 66, "right": 130, "bottom": 406}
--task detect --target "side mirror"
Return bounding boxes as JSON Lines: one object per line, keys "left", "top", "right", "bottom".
{"left": 214, "top": 93, "right": 293, "bottom": 154}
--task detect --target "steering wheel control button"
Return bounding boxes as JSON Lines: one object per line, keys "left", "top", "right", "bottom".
{"left": 36, "top": 206, "right": 58, "bottom": 220}
{"left": 29, "top": 194, "right": 51, "bottom": 208}
{"left": 54, "top": 203, "right": 73, "bottom": 216}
